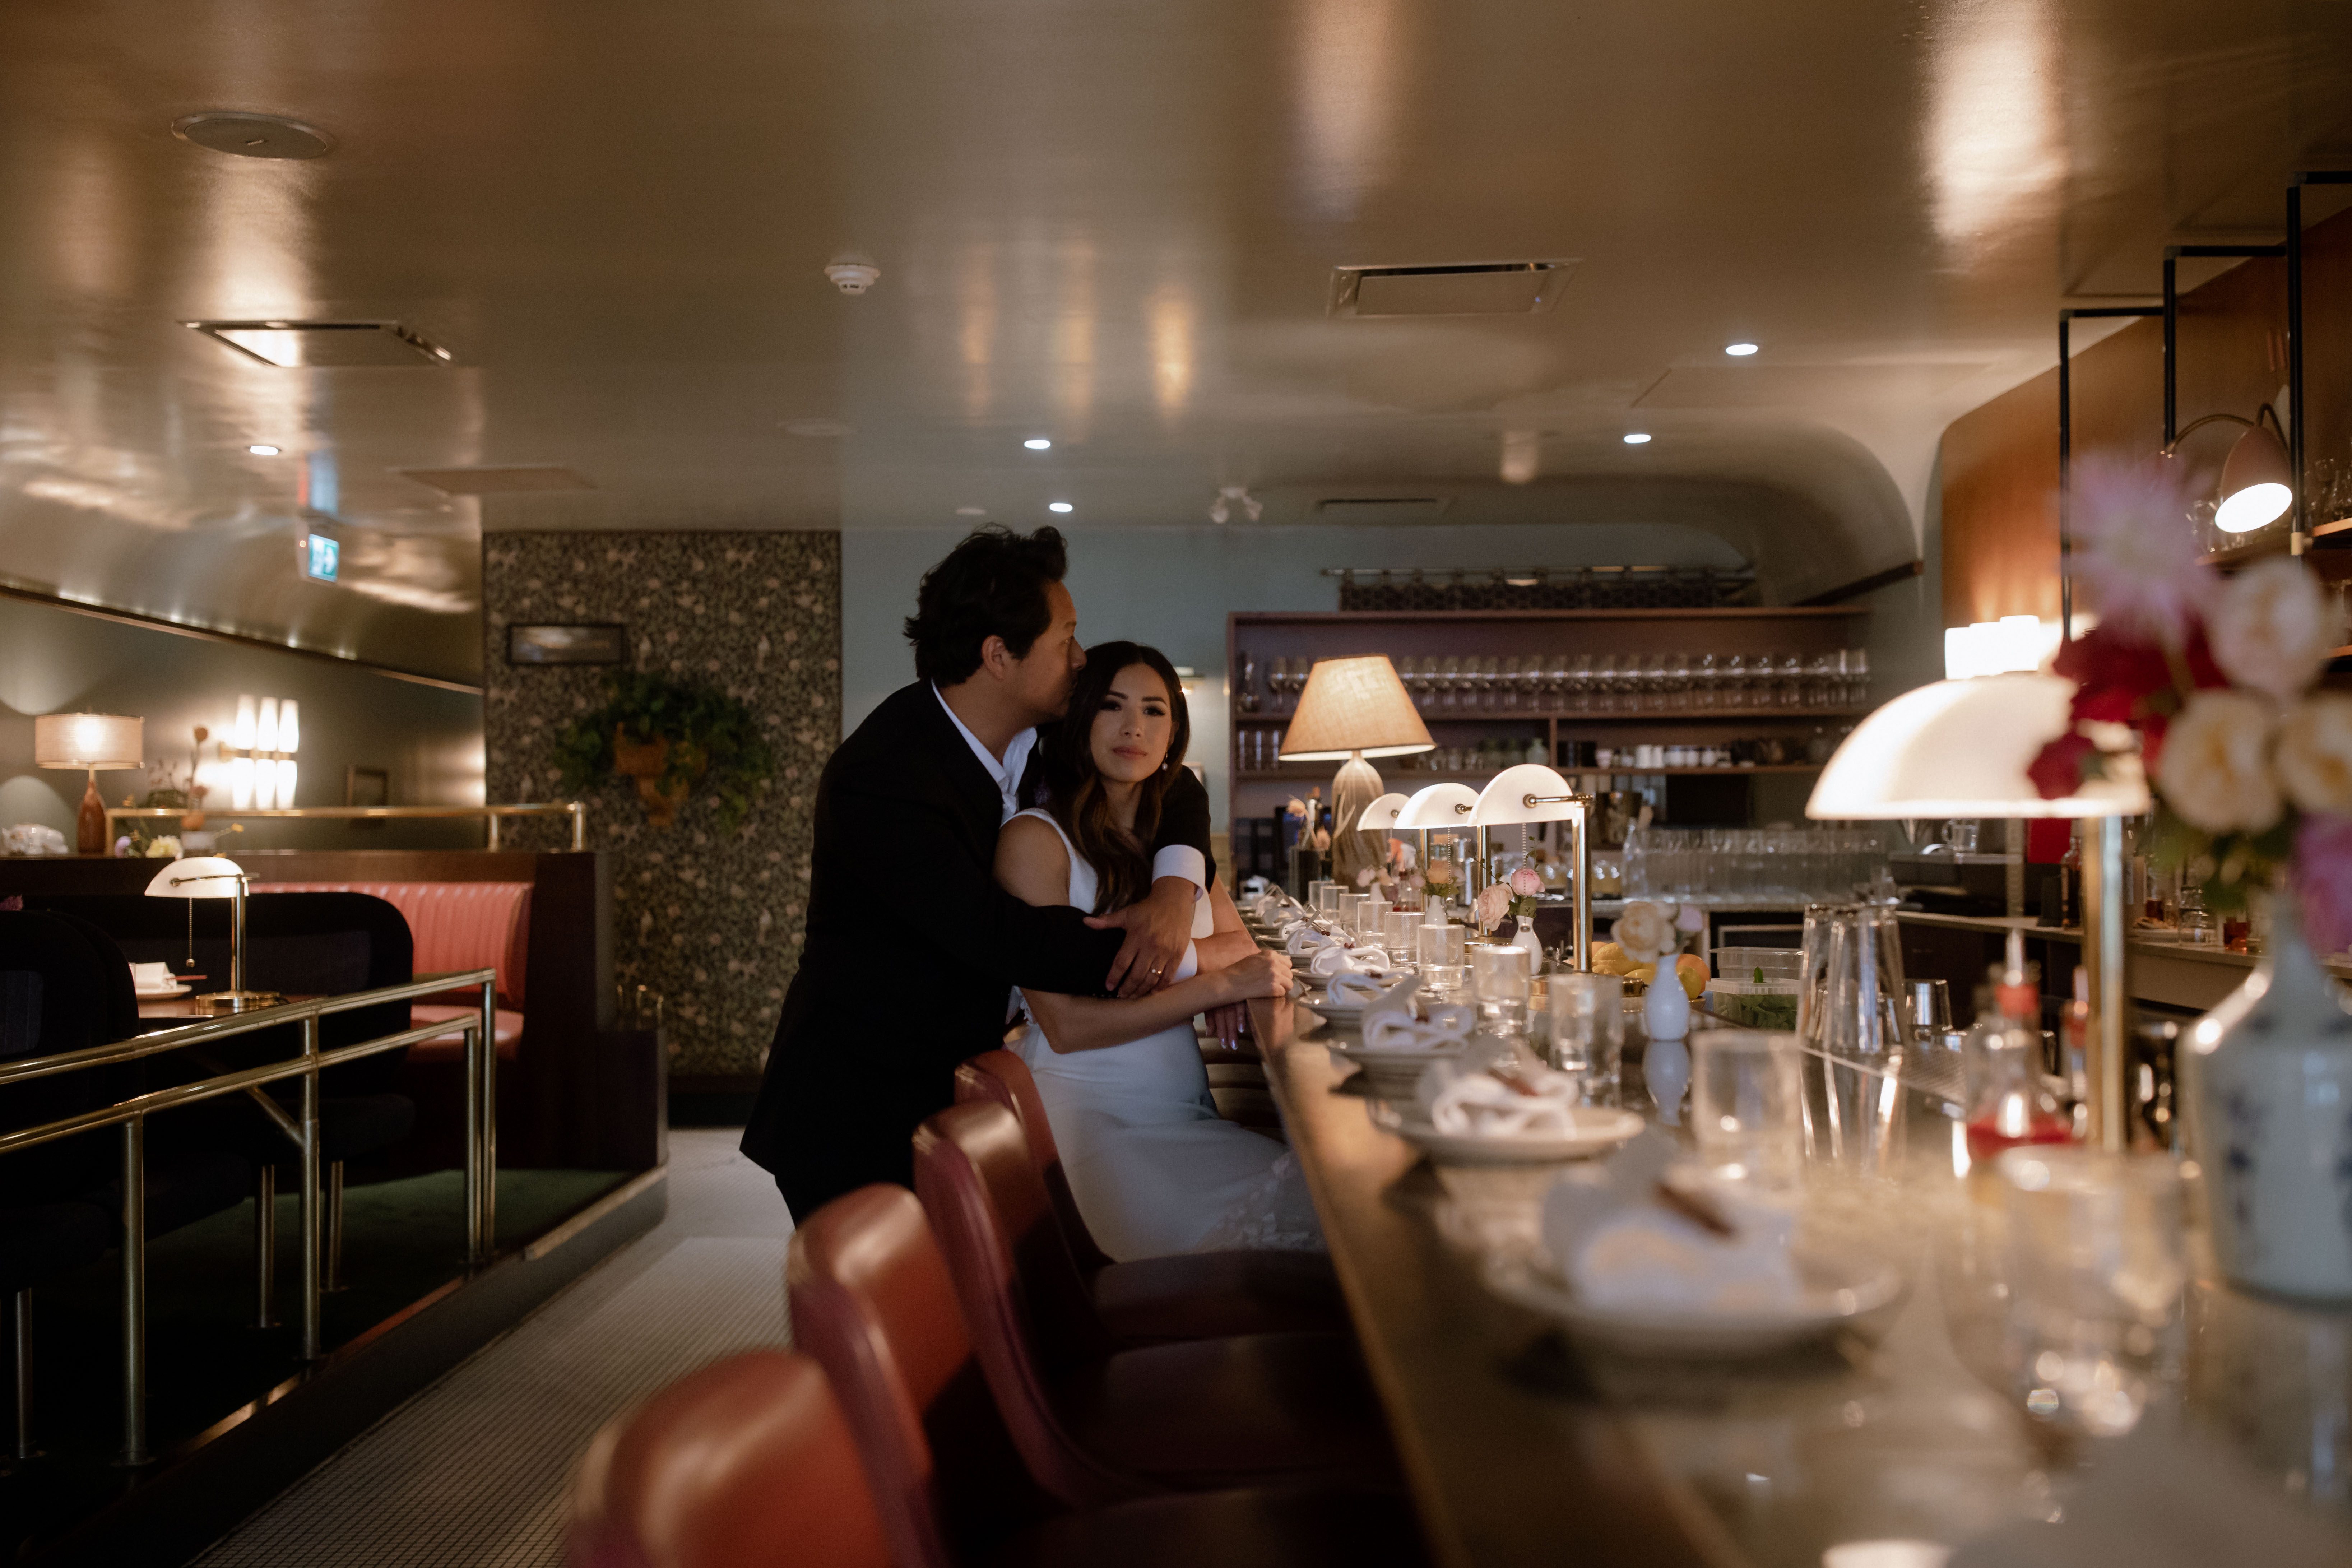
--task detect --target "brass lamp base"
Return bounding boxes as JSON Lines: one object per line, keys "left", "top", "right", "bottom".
{"left": 190, "top": 991, "right": 287, "bottom": 1016}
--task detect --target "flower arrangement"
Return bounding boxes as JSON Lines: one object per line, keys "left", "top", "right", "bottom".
{"left": 2028, "top": 459, "right": 2352, "bottom": 950}
{"left": 554, "top": 671, "right": 775, "bottom": 831}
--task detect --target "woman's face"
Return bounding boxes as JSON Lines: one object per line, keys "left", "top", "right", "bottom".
{"left": 1089, "top": 663, "right": 1173, "bottom": 786}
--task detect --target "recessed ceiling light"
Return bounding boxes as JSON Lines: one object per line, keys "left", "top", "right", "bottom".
{"left": 1024, "top": 437, "right": 1052, "bottom": 450}
{"left": 247, "top": 444, "right": 281, "bottom": 456}
{"left": 1725, "top": 342, "right": 1759, "bottom": 357}
{"left": 1623, "top": 433, "right": 1652, "bottom": 445}
{"left": 1048, "top": 501, "right": 1074, "bottom": 514}
{"left": 955, "top": 505, "right": 987, "bottom": 517}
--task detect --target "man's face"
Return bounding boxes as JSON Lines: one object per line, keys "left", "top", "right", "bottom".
{"left": 1004, "top": 580, "right": 1085, "bottom": 723}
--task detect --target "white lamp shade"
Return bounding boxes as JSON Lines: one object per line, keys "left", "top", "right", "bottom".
{"left": 276, "top": 700, "right": 299, "bottom": 753}
{"left": 2215, "top": 421, "right": 2294, "bottom": 534}
{"left": 33, "top": 713, "right": 143, "bottom": 771}
{"left": 145, "top": 855, "right": 249, "bottom": 898}
{"left": 1471, "top": 764, "right": 1578, "bottom": 825}
{"left": 1805, "top": 673, "right": 2150, "bottom": 820}
{"left": 1354, "top": 792, "right": 1410, "bottom": 833}
{"left": 1395, "top": 781, "right": 1479, "bottom": 829}
{"left": 1276, "top": 655, "right": 1435, "bottom": 761}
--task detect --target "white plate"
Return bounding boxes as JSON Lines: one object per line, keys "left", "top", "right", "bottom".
{"left": 135, "top": 983, "right": 192, "bottom": 1000}
{"left": 1326, "top": 1040, "right": 1463, "bottom": 1098}
{"left": 1481, "top": 1248, "right": 1906, "bottom": 1356}
{"left": 1382, "top": 1107, "right": 1644, "bottom": 1166}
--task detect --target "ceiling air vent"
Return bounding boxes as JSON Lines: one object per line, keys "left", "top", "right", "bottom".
{"left": 186, "top": 320, "right": 452, "bottom": 367}
{"left": 397, "top": 466, "right": 594, "bottom": 495}
{"left": 1313, "top": 496, "right": 1453, "bottom": 525}
{"left": 1329, "top": 260, "right": 1576, "bottom": 318}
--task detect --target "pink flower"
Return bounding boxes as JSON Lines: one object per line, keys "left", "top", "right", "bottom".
{"left": 1473, "top": 883, "right": 1512, "bottom": 932}
{"left": 1508, "top": 866, "right": 1544, "bottom": 897}
{"left": 2068, "top": 457, "right": 2219, "bottom": 645}
{"left": 2296, "top": 813, "right": 2352, "bottom": 958}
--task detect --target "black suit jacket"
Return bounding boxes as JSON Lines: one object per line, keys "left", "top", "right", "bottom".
{"left": 742, "top": 679, "right": 1213, "bottom": 1217}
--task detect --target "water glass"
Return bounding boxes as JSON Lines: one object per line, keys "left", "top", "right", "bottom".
{"left": 1546, "top": 973, "right": 1624, "bottom": 1103}
{"left": 1382, "top": 909, "right": 1418, "bottom": 958}
{"left": 1363, "top": 894, "right": 1391, "bottom": 940}
{"left": 1692, "top": 1031, "right": 1805, "bottom": 1189}
{"left": 1316, "top": 882, "right": 1341, "bottom": 918}
{"left": 1419, "top": 923, "right": 1466, "bottom": 997}
{"left": 1998, "top": 1147, "right": 2185, "bottom": 1436}
{"left": 1337, "top": 892, "right": 1368, "bottom": 938}
{"left": 1469, "top": 943, "right": 1532, "bottom": 1034}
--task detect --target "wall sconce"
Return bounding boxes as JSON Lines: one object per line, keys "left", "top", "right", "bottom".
{"left": 221, "top": 695, "right": 298, "bottom": 809}
{"left": 2162, "top": 405, "right": 2293, "bottom": 536}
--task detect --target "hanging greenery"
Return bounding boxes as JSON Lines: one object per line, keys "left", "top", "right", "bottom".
{"left": 552, "top": 671, "right": 774, "bottom": 831}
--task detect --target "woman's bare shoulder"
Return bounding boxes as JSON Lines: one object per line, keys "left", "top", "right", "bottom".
{"left": 996, "top": 813, "right": 1072, "bottom": 903}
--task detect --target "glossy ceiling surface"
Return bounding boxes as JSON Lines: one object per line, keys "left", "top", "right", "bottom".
{"left": 2, "top": 1, "right": 2348, "bottom": 682}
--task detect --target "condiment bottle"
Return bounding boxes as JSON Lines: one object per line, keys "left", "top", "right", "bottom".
{"left": 1964, "top": 934, "right": 2073, "bottom": 1161}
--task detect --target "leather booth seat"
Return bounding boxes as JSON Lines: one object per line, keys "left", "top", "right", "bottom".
{"left": 954, "top": 1050, "right": 1344, "bottom": 1345}
{"left": 783, "top": 1183, "right": 1428, "bottom": 1568}
{"left": 258, "top": 880, "right": 530, "bottom": 1062}
{"left": 912, "top": 1103, "right": 1401, "bottom": 1509}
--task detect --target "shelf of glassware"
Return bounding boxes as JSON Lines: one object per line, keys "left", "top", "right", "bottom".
{"left": 1232, "top": 763, "right": 1828, "bottom": 783}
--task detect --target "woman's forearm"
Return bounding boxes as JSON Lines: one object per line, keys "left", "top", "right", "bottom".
{"left": 1027, "top": 972, "right": 1229, "bottom": 1054}
{"left": 1194, "top": 930, "right": 1260, "bottom": 970}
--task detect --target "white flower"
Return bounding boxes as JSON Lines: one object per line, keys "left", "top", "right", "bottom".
{"left": 2154, "top": 690, "right": 2281, "bottom": 835}
{"left": 2278, "top": 694, "right": 2352, "bottom": 816}
{"left": 1612, "top": 900, "right": 1678, "bottom": 962}
{"left": 2208, "top": 557, "right": 2342, "bottom": 700}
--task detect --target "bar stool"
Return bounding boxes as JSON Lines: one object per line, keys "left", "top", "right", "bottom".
{"left": 911, "top": 1103, "right": 1401, "bottom": 1509}
{"left": 955, "top": 1051, "right": 1345, "bottom": 1344}
{"left": 785, "top": 1183, "right": 1428, "bottom": 1568}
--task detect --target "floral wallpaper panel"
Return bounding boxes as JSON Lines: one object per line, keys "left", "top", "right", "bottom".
{"left": 481, "top": 532, "right": 840, "bottom": 1077}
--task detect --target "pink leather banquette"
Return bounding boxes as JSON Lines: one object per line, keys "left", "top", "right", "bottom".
{"left": 255, "top": 881, "right": 530, "bottom": 1061}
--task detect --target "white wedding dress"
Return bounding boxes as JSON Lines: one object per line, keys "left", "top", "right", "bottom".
{"left": 1008, "top": 809, "right": 1322, "bottom": 1260}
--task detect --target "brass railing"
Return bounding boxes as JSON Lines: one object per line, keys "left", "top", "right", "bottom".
{"left": 0, "top": 969, "right": 496, "bottom": 1465}
{"left": 103, "top": 802, "right": 588, "bottom": 852}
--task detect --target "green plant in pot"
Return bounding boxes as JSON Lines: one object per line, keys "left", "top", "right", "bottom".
{"left": 553, "top": 672, "right": 774, "bottom": 830}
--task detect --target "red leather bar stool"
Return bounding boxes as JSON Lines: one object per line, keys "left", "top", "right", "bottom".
{"left": 569, "top": 1347, "right": 892, "bottom": 1568}
{"left": 785, "top": 1183, "right": 1428, "bottom": 1568}
{"left": 911, "top": 1102, "right": 1402, "bottom": 1509}
{"left": 954, "top": 1051, "right": 1345, "bottom": 1345}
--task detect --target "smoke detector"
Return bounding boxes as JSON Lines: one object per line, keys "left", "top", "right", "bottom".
{"left": 825, "top": 262, "right": 881, "bottom": 296}
{"left": 1208, "top": 486, "right": 1262, "bottom": 525}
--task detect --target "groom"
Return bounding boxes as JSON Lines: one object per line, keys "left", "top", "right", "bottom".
{"left": 743, "top": 525, "right": 1215, "bottom": 1218}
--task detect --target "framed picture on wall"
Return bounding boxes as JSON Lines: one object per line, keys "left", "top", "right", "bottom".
{"left": 507, "top": 623, "right": 627, "bottom": 666}
{"left": 345, "top": 765, "right": 389, "bottom": 830}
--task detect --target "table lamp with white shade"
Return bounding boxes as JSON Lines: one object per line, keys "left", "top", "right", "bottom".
{"left": 1396, "top": 782, "right": 1479, "bottom": 914}
{"left": 1277, "top": 656, "right": 1434, "bottom": 888}
{"left": 145, "top": 856, "right": 284, "bottom": 1013}
{"left": 1805, "top": 671, "right": 2151, "bottom": 1150}
{"left": 34, "top": 712, "right": 143, "bottom": 855}
{"left": 1472, "top": 764, "right": 1595, "bottom": 973}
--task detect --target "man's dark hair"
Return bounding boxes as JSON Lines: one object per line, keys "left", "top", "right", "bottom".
{"left": 904, "top": 525, "right": 1069, "bottom": 685}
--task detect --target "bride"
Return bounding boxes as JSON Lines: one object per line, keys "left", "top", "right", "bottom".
{"left": 994, "top": 641, "right": 1321, "bottom": 1259}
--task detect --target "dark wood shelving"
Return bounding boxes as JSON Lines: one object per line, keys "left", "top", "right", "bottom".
{"left": 1235, "top": 705, "right": 1866, "bottom": 725}
{"left": 1235, "top": 763, "right": 1827, "bottom": 783}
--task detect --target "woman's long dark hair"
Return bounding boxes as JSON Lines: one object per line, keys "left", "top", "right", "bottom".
{"left": 1039, "top": 641, "right": 1190, "bottom": 914}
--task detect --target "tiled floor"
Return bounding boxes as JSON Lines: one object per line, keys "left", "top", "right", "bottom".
{"left": 190, "top": 1131, "right": 793, "bottom": 1568}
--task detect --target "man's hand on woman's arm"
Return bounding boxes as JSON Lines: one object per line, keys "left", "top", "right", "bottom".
{"left": 1087, "top": 875, "right": 1198, "bottom": 998}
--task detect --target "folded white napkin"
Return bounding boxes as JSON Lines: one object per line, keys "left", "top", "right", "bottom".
{"left": 1414, "top": 1058, "right": 1583, "bottom": 1137}
{"left": 1309, "top": 944, "right": 1391, "bottom": 978}
{"left": 1323, "top": 969, "right": 1408, "bottom": 1005}
{"left": 1361, "top": 1001, "right": 1475, "bottom": 1054}
{"left": 128, "top": 961, "right": 175, "bottom": 989}
{"left": 1540, "top": 1134, "right": 1802, "bottom": 1312}
{"left": 1286, "top": 926, "right": 1339, "bottom": 956}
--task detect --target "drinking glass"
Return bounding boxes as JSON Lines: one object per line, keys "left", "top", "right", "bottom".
{"left": 1439, "top": 655, "right": 1462, "bottom": 710}
{"left": 1547, "top": 973, "right": 1624, "bottom": 1101}
{"left": 1469, "top": 943, "right": 1532, "bottom": 1035}
{"left": 1546, "top": 654, "right": 1572, "bottom": 711}
{"left": 1779, "top": 651, "right": 1805, "bottom": 707}
{"left": 1363, "top": 892, "right": 1391, "bottom": 940}
{"left": 1418, "top": 921, "right": 1465, "bottom": 986}
{"left": 1570, "top": 653, "right": 1595, "bottom": 713}
{"left": 1644, "top": 647, "right": 1670, "bottom": 712}
{"left": 1845, "top": 648, "right": 1870, "bottom": 707}
{"left": 1999, "top": 1147, "right": 2185, "bottom": 1436}
{"left": 1692, "top": 651, "right": 1718, "bottom": 710}
{"left": 1383, "top": 909, "right": 1418, "bottom": 958}
{"left": 1592, "top": 652, "right": 1618, "bottom": 714}
{"left": 1316, "top": 882, "right": 1341, "bottom": 918}
{"left": 1722, "top": 653, "right": 1747, "bottom": 709}
{"left": 1496, "top": 655, "right": 1520, "bottom": 711}
{"left": 1337, "top": 892, "right": 1368, "bottom": 937}
{"left": 1692, "top": 1031, "right": 1805, "bottom": 1189}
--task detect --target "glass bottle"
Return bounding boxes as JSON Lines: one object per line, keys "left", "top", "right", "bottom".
{"left": 2057, "top": 822, "right": 2083, "bottom": 928}
{"left": 1964, "top": 952, "right": 2073, "bottom": 1163}
{"left": 2178, "top": 882, "right": 2217, "bottom": 946}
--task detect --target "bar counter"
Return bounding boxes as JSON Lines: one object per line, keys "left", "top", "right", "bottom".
{"left": 1247, "top": 993, "right": 2352, "bottom": 1567}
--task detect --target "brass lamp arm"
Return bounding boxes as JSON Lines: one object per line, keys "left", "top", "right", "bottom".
{"left": 2162, "top": 402, "right": 2283, "bottom": 454}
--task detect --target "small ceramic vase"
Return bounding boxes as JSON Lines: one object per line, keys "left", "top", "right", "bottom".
{"left": 1642, "top": 959, "right": 1693, "bottom": 1126}
{"left": 2185, "top": 895, "right": 2352, "bottom": 1302}
{"left": 1509, "top": 917, "right": 1544, "bottom": 974}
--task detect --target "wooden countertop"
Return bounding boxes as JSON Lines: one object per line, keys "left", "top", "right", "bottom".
{"left": 1247, "top": 993, "right": 1726, "bottom": 1568}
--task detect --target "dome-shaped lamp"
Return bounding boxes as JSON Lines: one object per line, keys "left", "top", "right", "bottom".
{"left": 1471, "top": 764, "right": 1596, "bottom": 971}
{"left": 2164, "top": 405, "right": 2293, "bottom": 537}
{"left": 144, "top": 856, "right": 284, "bottom": 1013}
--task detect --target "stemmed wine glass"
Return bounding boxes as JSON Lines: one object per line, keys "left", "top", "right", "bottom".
{"left": 1722, "top": 653, "right": 1747, "bottom": 711}
{"left": 1439, "top": 655, "right": 1462, "bottom": 711}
